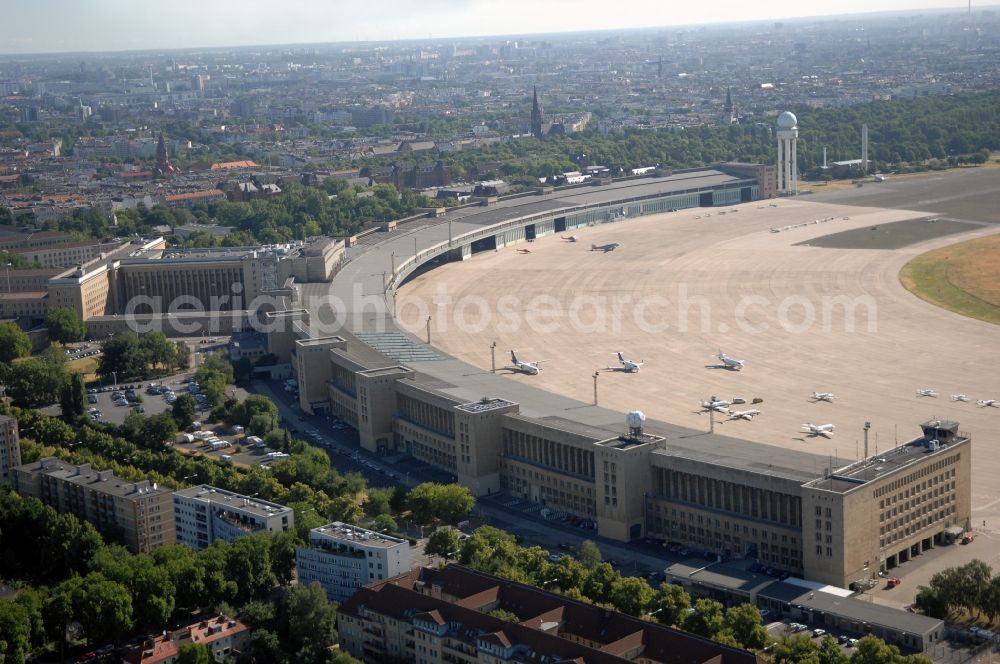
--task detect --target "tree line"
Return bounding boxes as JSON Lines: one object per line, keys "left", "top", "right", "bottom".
{"left": 915, "top": 559, "right": 1000, "bottom": 622}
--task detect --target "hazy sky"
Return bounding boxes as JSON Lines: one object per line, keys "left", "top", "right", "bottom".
{"left": 1, "top": 0, "right": 972, "bottom": 54}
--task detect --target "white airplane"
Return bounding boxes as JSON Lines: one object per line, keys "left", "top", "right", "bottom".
{"left": 614, "top": 352, "right": 643, "bottom": 373}
{"left": 562, "top": 235, "right": 579, "bottom": 242}
{"left": 977, "top": 399, "right": 999, "bottom": 408}
{"left": 802, "top": 423, "right": 835, "bottom": 438}
{"left": 716, "top": 350, "right": 745, "bottom": 371}
{"left": 951, "top": 394, "right": 971, "bottom": 402}
{"left": 810, "top": 392, "right": 834, "bottom": 402}
{"left": 700, "top": 398, "right": 731, "bottom": 413}
{"left": 915, "top": 388, "right": 938, "bottom": 398}
{"left": 508, "top": 350, "right": 542, "bottom": 375}
{"left": 591, "top": 243, "right": 620, "bottom": 253}
{"left": 728, "top": 409, "right": 761, "bottom": 421}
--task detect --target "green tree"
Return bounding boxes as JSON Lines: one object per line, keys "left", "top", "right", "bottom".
{"left": 0, "top": 322, "right": 30, "bottom": 363}
{"left": 45, "top": 307, "right": 86, "bottom": 343}
{"left": 372, "top": 513, "right": 398, "bottom": 533}
{"left": 578, "top": 539, "right": 602, "bottom": 570}
{"left": 59, "top": 372, "right": 88, "bottom": 422}
{"left": 488, "top": 608, "right": 521, "bottom": 622}
{"left": 850, "top": 635, "right": 903, "bottom": 664}
{"left": 650, "top": 583, "right": 691, "bottom": 626}
{"left": 226, "top": 534, "right": 276, "bottom": 604}
{"left": 682, "top": 598, "right": 727, "bottom": 640}
{"left": 172, "top": 393, "right": 198, "bottom": 429}
{"left": 772, "top": 634, "right": 821, "bottom": 664}
{"left": 819, "top": 634, "right": 851, "bottom": 664}
{"left": 270, "top": 531, "right": 299, "bottom": 586}
{"left": 234, "top": 395, "right": 279, "bottom": 430}
{"left": 406, "top": 483, "right": 474, "bottom": 524}
{"left": 174, "top": 341, "right": 191, "bottom": 370}
{"left": 914, "top": 585, "right": 948, "bottom": 619}
{"left": 581, "top": 563, "right": 619, "bottom": 604}
{"left": 0, "top": 600, "right": 32, "bottom": 664}
{"left": 142, "top": 413, "right": 179, "bottom": 449}
{"left": 275, "top": 582, "right": 339, "bottom": 663}
{"left": 725, "top": 603, "right": 769, "bottom": 650}
{"left": 611, "top": 576, "right": 655, "bottom": 616}
{"left": 152, "top": 545, "right": 206, "bottom": 612}
{"left": 177, "top": 643, "right": 213, "bottom": 664}
{"left": 99, "top": 332, "right": 148, "bottom": 380}
{"left": 3, "top": 358, "right": 69, "bottom": 406}
{"left": 72, "top": 572, "right": 134, "bottom": 644}
{"left": 426, "top": 528, "right": 462, "bottom": 560}
{"left": 141, "top": 332, "right": 177, "bottom": 372}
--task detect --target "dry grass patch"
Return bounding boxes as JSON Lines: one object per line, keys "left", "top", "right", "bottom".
{"left": 900, "top": 233, "right": 1000, "bottom": 325}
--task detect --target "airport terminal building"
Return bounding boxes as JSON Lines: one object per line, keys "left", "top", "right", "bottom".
{"left": 293, "top": 329, "right": 971, "bottom": 589}
{"left": 277, "top": 165, "right": 970, "bottom": 591}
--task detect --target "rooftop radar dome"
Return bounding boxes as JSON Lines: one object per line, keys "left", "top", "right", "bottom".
{"left": 777, "top": 111, "right": 798, "bottom": 129}
{"left": 625, "top": 410, "right": 646, "bottom": 430}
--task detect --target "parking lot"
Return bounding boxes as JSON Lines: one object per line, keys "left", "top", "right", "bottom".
{"left": 85, "top": 382, "right": 175, "bottom": 425}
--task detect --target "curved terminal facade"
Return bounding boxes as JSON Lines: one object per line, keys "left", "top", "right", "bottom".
{"left": 286, "top": 165, "right": 971, "bottom": 589}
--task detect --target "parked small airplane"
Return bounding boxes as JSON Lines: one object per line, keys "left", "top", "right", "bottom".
{"left": 591, "top": 243, "right": 620, "bottom": 253}
{"left": 700, "top": 398, "right": 731, "bottom": 413}
{"left": 802, "top": 423, "right": 835, "bottom": 438}
{"left": 562, "top": 235, "right": 579, "bottom": 242}
{"left": 508, "top": 350, "right": 542, "bottom": 375}
{"left": 728, "top": 409, "right": 761, "bottom": 421}
{"left": 614, "top": 352, "right": 643, "bottom": 373}
{"left": 716, "top": 350, "right": 745, "bottom": 371}
{"left": 951, "top": 394, "right": 971, "bottom": 402}
{"left": 977, "top": 399, "right": 999, "bottom": 408}
{"left": 915, "top": 388, "right": 938, "bottom": 397}
{"left": 810, "top": 392, "right": 834, "bottom": 402}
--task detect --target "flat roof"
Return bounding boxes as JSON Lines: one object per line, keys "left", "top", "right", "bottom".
{"left": 174, "top": 484, "right": 292, "bottom": 517}
{"left": 806, "top": 437, "right": 969, "bottom": 494}
{"left": 760, "top": 581, "right": 944, "bottom": 636}
{"left": 297, "top": 168, "right": 832, "bottom": 481}
{"left": 666, "top": 560, "right": 778, "bottom": 596}
{"left": 456, "top": 398, "right": 518, "bottom": 414}
{"left": 311, "top": 521, "right": 408, "bottom": 548}
{"left": 21, "top": 458, "right": 172, "bottom": 499}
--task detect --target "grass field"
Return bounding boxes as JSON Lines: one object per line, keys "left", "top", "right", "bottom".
{"left": 900, "top": 233, "right": 1000, "bottom": 325}
{"left": 66, "top": 356, "right": 100, "bottom": 382}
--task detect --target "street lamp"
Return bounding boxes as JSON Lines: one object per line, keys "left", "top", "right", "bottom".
{"left": 4, "top": 262, "right": 10, "bottom": 293}
{"left": 592, "top": 371, "right": 599, "bottom": 406}
{"left": 426, "top": 316, "right": 432, "bottom": 344}
{"left": 112, "top": 371, "right": 118, "bottom": 388}
{"left": 490, "top": 341, "right": 497, "bottom": 373}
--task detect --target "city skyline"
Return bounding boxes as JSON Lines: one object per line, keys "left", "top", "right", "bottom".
{"left": 1, "top": 0, "right": 980, "bottom": 55}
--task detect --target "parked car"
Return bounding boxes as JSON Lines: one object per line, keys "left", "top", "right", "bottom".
{"left": 812, "top": 629, "right": 826, "bottom": 638}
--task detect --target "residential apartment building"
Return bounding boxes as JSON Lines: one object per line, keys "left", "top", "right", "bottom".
{"left": 172, "top": 485, "right": 294, "bottom": 550}
{"left": 297, "top": 522, "right": 412, "bottom": 602}
{"left": 0, "top": 415, "right": 21, "bottom": 485}
{"left": 338, "top": 564, "right": 761, "bottom": 664}
{"left": 12, "top": 458, "right": 175, "bottom": 553}
{"left": 123, "top": 615, "right": 250, "bottom": 664}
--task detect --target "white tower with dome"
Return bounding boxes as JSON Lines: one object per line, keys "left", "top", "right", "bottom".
{"left": 776, "top": 111, "right": 799, "bottom": 195}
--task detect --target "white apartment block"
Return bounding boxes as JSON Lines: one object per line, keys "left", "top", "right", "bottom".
{"left": 172, "top": 485, "right": 294, "bottom": 550}
{"left": 296, "top": 522, "right": 411, "bottom": 602}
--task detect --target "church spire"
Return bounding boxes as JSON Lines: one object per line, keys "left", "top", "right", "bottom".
{"left": 531, "top": 86, "right": 543, "bottom": 138}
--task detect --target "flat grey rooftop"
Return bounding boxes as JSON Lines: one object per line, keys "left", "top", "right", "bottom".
{"left": 174, "top": 484, "right": 292, "bottom": 517}
{"left": 760, "top": 581, "right": 944, "bottom": 634}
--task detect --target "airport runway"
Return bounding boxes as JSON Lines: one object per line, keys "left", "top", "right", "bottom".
{"left": 397, "top": 192, "right": 1000, "bottom": 526}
